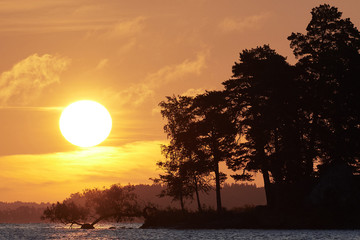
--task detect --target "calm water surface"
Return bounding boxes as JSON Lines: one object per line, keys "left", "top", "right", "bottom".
{"left": 1, "top": 223, "right": 360, "bottom": 240}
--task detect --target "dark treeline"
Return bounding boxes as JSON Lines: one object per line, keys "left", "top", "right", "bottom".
{"left": 134, "top": 183, "right": 265, "bottom": 211}
{"left": 154, "top": 4, "right": 360, "bottom": 215}
{"left": 39, "top": 183, "right": 264, "bottom": 228}
{"left": 0, "top": 184, "right": 263, "bottom": 225}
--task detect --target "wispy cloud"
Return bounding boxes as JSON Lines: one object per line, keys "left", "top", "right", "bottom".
{"left": 95, "top": 58, "right": 109, "bottom": 71}
{"left": 0, "top": 106, "right": 63, "bottom": 111}
{"left": 218, "top": 13, "right": 270, "bottom": 33}
{"left": 0, "top": 0, "right": 146, "bottom": 35}
{"left": 104, "top": 17, "right": 146, "bottom": 39}
{"left": 181, "top": 88, "right": 208, "bottom": 97}
{"left": 152, "top": 88, "right": 208, "bottom": 115}
{"left": 106, "top": 51, "right": 208, "bottom": 107}
{"left": 0, "top": 0, "right": 80, "bottom": 11}
{"left": 0, "top": 54, "right": 70, "bottom": 106}
{"left": 83, "top": 16, "right": 146, "bottom": 40}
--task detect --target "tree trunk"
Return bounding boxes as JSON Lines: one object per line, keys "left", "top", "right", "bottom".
{"left": 193, "top": 174, "right": 202, "bottom": 212}
{"left": 179, "top": 191, "right": 185, "bottom": 213}
{"left": 261, "top": 168, "right": 273, "bottom": 208}
{"left": 214, "top": 160, "right": 222, "bottom": 214}
{"left": 257, "top": 143, "right": 273, "bottom": 208}
{"left": 91, "top": 215, "right": 109, "bottom": 226}
{"left": 305, "top": 112, "right": 317, "bottom": 177}
{"left": 80, "top": 213, "right": 116, "bottom": 229}
{"left": 70, "top": 222, "right": 82, "bottom": 228}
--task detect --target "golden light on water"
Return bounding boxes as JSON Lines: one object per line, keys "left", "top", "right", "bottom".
{"left": 59, "top": 100, "right": 112, "bottom": 147}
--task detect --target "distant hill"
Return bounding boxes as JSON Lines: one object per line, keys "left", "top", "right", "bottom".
{"left": 0, "top": 202, "right": 51, "bottom": 223}
{"left": 0, "top": 183, "right": 265, "bottom": 223}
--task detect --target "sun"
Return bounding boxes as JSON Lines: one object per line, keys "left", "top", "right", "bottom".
{"left": 59, "top": 100, "right": 112, "bottom": 147}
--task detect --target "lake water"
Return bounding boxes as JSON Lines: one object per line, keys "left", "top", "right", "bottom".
{"left": 1, "top": 223, "right": 360, "bottom": 240}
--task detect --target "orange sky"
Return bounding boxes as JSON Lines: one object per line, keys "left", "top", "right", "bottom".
{"left": 0, "top": 0, "right": 359, "bottom": 203}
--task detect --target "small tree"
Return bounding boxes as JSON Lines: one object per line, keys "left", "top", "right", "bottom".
{"left": 156, "top": 95, "right": 212, "bottom": 212}
{"left": 192, "top": 90, "right": 239, "bottom": 213}
{"left": 42, "top": 201, "right": 88, "bottom": 227}
{"left": 153, "top": 145, "right": 193, "bottom": 212}
{"left": 42, "top": 184, "right": 141, "bottom": 229}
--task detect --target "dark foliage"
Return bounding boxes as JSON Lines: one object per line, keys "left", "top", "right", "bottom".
{"left": 41, "top": 184, "right": 141, "bottom": 228}
{"left": 156, "top": 95, "right": 222, "bottom": 213}
{"left": 156, "top": 4, "right": 360, "bottom": 215}
{"left": 288, "top": 4, "right": 360, "bottom": 170}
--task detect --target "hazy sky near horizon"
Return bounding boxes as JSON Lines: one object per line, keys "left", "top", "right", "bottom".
{"left": 0, "top": 0, "right": 359, "bottom": 202}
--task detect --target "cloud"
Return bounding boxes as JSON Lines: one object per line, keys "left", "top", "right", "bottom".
{"left": 117, "top": 38, "right": 137, "bottom": 54}
{"left": 105, "top": 17, "right": 146, "bottom": 39}
{"left": 81, "top": 17, "right": 145, "bottom": 55}
{"left": 0, "top": 1, "right": 104, "bottom": 33}
{"left": 134, "top": 51, "right": 207, "bottom": 104}
{"left": 0, "top": 54, "right": 70, "bottom": 106}
{"left": 151, "top": 88, "right": 208, "bottom": 115}
{"left": 218, "top": 13, "right": 270, "bottom": 33}
{"left": 151, "top": 105, "right": 162, "bottom": 116}
{"left": 106, "top": 51, "right": 208, "bottom": 107}
{"left": 0, "top": 1, "right": 146, "bottom": 35}
{"left": 82, "top": 16, "right": 146, "bottom": 41}
{"left": 0, "top": 106, "right": 63, "bottom": 111}
{"left": 0, "top": 0, "right": 78, "bottom": 12}
{"left": 147, "top": 52, "right": 206, "bottom": 86}
{"left": 181, "top": 88, "right": 208, "bottom": 97}
{"left": 95, "top": 58, "right": 109, "bottom": 70}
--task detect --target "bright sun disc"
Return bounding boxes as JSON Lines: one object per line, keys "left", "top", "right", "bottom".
{"left": 59, "top": 100, "right": 112, "bottom": 147}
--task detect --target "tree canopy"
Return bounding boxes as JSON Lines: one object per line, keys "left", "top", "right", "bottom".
{"left": 156, "top": 4, "right": 360, "bottom": 210}
{"left": 42, "top": 184, "right": 141, "bottom": 229}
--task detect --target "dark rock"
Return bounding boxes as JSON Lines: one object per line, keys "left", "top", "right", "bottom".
{"left": 81, "top": 223, "right": 94, "bottom": 229}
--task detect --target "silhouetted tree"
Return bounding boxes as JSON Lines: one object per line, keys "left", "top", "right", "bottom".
{"left": 42, "top": 184, "right": 141, "bottom": 228}
{"left": 42, "top": 201, "right": 88, "bottom": 227}
{"left": 83, "top": 185, "right": 140, "bottom": 225}
{"left": 288, "top": 4, "right": 360, "bottom": 172}
{"left": 156, "top": 96, "right": 212, "bottom": 212}
{"left": 156, "top": 4, "right": 360, "bottom": 212}
{"left": 192, "top": 91, "right": 238, "bottom": 213}
{"left": 223, "top": 5, "right": 360, "bottom": 208}
{"left": 223, "top": 45, "right": 305, "bottom": 207}
{"left": 153, "top": 145, "right": 193, "bottom": 212}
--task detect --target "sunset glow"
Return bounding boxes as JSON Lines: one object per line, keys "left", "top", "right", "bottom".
{"left": 0, "top": 0, "right": 358, "bottom": 203}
